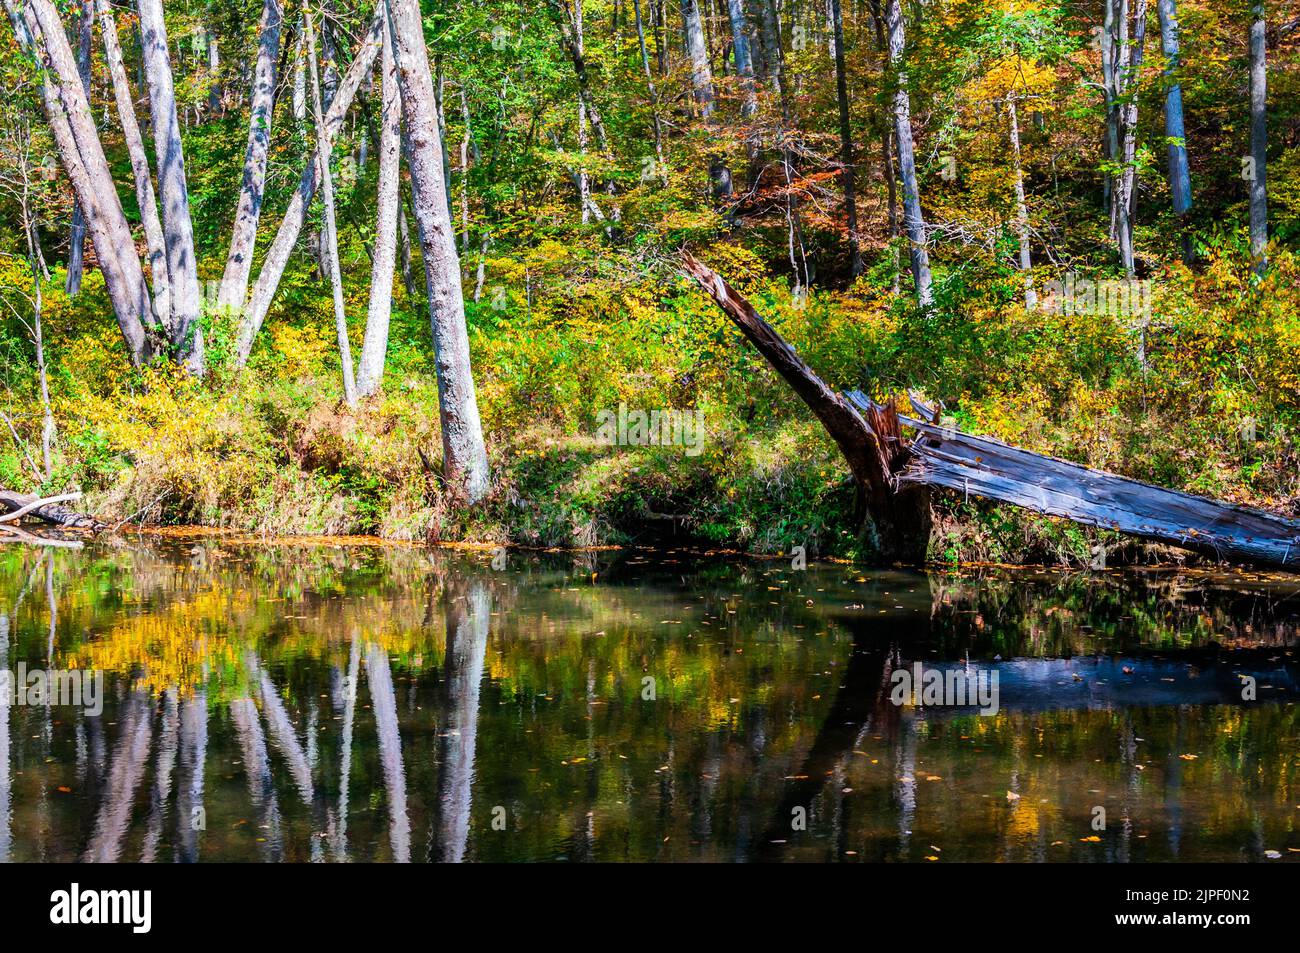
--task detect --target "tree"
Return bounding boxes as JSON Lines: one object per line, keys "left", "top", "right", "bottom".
{"left": 887, "top": 0, "right": 933, "bottom": 305}
{"left": 1157, "top": 0, "right": 1193, "bottom": 262}
{"left": 236, "top": 8, "right": 385, "bottom": 366}
{"left": 356, "top": 5, "right": 402, "bottom": 398}
{"left": 64, "top": 0, "right": 91, "bottom": 297}
{"left": 681, "top": 0, "right": 713, "bottom": 118}
{"left": 96, "top": 0, "right": 170, "bottom": 329}
{"left": 385, "top": 0, "right": 490, "bottom": 502}
{"left": 830, "top": 0, "right": 862, "bottom": 277}
{"left": 1116, "top": 0, "right": 1148, "bottom": 278}
{"left": 218, "top": 0, "right": 284, "bottom": 313}
{"left": 8, "top": 0, "right": 153, "bottom": 366}
{"left": 1249, "top": 0, "right": 1268, "bottom": 275}
{"left": 727, "top": 0, "right": 757, "bottom": 119}
{"left": 138, "top": 0, "right": 204, "bottom": 372}
{"left": 305, "top": 4, "right": 357, "bottom": 408}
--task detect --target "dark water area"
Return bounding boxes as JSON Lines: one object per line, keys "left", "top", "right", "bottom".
{"left": 0, "top": 537, "right": 1298, "bottom": 863}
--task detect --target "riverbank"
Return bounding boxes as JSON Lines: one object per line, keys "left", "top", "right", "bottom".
{"left": 3, "top": 246, "right": 1299, "bottom": 566}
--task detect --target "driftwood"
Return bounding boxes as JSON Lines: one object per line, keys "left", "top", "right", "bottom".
{"left": 682, "top": 252, "right": 1300, "bottom": 570}
{"left": 0, "top": 487, "right": 104, "bottom": 531}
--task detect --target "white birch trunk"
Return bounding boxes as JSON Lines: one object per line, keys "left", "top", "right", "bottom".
{"left": 886, "top": 0, "right": 933, "bottom": 305}
{"left": 96, "top": 0, "right": 171, "bottom": 330}
{"left": 138, "top": 0, "right": 204, "bottom": 372}
{"left": 385, "top": 0, "right": 489, "bottom": 502}
{"left": 305, "top": 8, "right": 358, "bottom": 409}
{"left": 217, "top": 0, "right": 283, "bottom": 312}
{"left": 357, "top": 11, "right": 401, "bottom": 398}
{"left": 14, "top": 0, "right": 152, "bottom": 365}
{"left": 236, "top": 8, "right": 384, "bottom": 366}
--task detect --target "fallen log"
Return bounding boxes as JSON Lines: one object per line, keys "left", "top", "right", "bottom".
{"left": 0, "top": 487, "right": 105, "bottom": 531}
{"left": 681, "top": 252, "right": 1300, "bottom": 571}
{"left": 868, "top": 395, "right": 1300, "bottom": 568}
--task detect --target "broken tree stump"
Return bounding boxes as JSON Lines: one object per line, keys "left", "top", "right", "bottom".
{"left": 681, "top": 251, "right": 929, "bottom": 561}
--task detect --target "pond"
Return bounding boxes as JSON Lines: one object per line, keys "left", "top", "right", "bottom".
{"left": 0, "top": 537, "right": 1297, "bottom": 862}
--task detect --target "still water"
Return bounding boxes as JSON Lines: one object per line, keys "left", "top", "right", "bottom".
{"left": 0, "top": 536, "right": 1297, "bottom": 863}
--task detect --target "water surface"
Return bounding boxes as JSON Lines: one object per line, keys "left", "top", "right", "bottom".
{"left": 1, "top": 538, "right": 1297, "bottom": 862}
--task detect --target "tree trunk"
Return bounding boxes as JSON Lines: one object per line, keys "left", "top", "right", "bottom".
{"left": 292, "top": 20, "right": 307, "bottom": 121}
{"left": 96, "top": 0, "right": 171, "bottom": 331}
{"left": 305, "top": 8, "right": 358, "bottom": 409}
{"left": 236, "top": 8, "right": 384, "bottom": 366}
{"left": 755, "top": 0, "right": 783, "bottom": 96}
{"left": 886, "top": 0, "right": 933, "bottom": 305}
{"left": 320, "top": 0, "right": 339, "bottom": 108}
{"left": 459, "top": 86, "right": 471, "bottom": 253}
{"left": 681, "top": 252, "right": 930, "bottom": 561}
{"left": 217, "top": 0, "right": 283, "bottom": 313}
{"left": 1248, "top": 1, "right": 1268, "bottom": 275}
{"left": 681, "top": 0, "right": 714, "bottom": 118}
{"left": 1157, "top": 0, "right": 1192, "bottom": 262}
{"left": 1101, "top": 0, "right": 1120, "bottom": 228}
{"left": 830, "top": 0, "right": 862, "bottom": 277}
{"left": 632, "top": 0, "right": 668, "bottom": 181}
{"left": 207, "top": 26, "right": 221, "bottom": 114}
{"left": 12, "top": 0, "right": 152, "bottom": 367}
{"left": 728, "top": 0, "right": 757, "bottom": 118}
{"left": 385, "top": 0, "right": 490, "bottom": 503}
{"left": 1007, "top": 95, "right": 1035, "bottom": 309}
{"left": 138, "top": 0, "right": 204, "bottom": 372}
{"left": 357, "top": 11, "right": 401, "bottom": 399}
{"left": 1116, "top": 0, "right": 1146, "bottom": 278}
{"left": 64, "top": 0, "right": 92, "bottom": 297}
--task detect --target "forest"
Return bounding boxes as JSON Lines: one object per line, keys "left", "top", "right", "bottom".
{"left": 1, "top": 0, "right": 1299, "bottom": 565}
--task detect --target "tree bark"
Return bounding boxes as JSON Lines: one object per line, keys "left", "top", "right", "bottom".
{"left": 357, "top": 10, "right": 401, "bottom": 398}
{"left": 1248, "top": 1, "right": 1268, "bottom": 275}
{"left": 830, "top": 0, "right": 862, "bottom": 277}
{"left": 681, "top": 0, "right": 714, "bottom": 118}
{"left": 217, "top": 0, "right": 283, "bottom": 313}
{"left": 681, "top": 252, "right": 930, "bottom": 561}
{"left": 236, "top": 7, "right": 384, "bottom": 366}
{"left": 632, "top": 0, "right": 668, "bottom": 181}
{"left": 385, "top": 0, "right": 490, "bottom": 503}
{"left": 96, "top": 0, "right": 171, "bottom": 331}
{"left": 138, "top": 0, "right": 204, "bottom": 372}
{"left": 1157, "top": 0, "right": 1192, "bottom": 262}
{"left": 886, "top": 0, "right": 933, "bottom": 305}
{"left": 305, "top": 8, "right": 358, "bottom": 409}
{"left": 206, "top": 25, "right": 221, "bottom": 114}
{"left": 1101, "top": 0, "right": 1120, "bottom": 228}
{"left": 1007, "top": 95, "right": 1035, "bottom": 309}
{"left": 1116, "top": 0, "right": 1147, "bottom": 278}
{"left": 727, "top": 0, "right": 757, "bottom": 118}
{"left": 292, "top": 19, "right": 307, "bottom": 121}
{"left": 64, "top": 0, "right": 92, "bottom": 297}
{"left": 12, "top": 0, "right": 152, "bottom": 366}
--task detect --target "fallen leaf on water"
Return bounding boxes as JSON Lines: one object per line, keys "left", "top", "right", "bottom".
{"left": 1080, "top": 835, "right": 1102, "bottom": 843}
{"left": 1179, "top": 753, "right": 1199, "bottom": 760}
